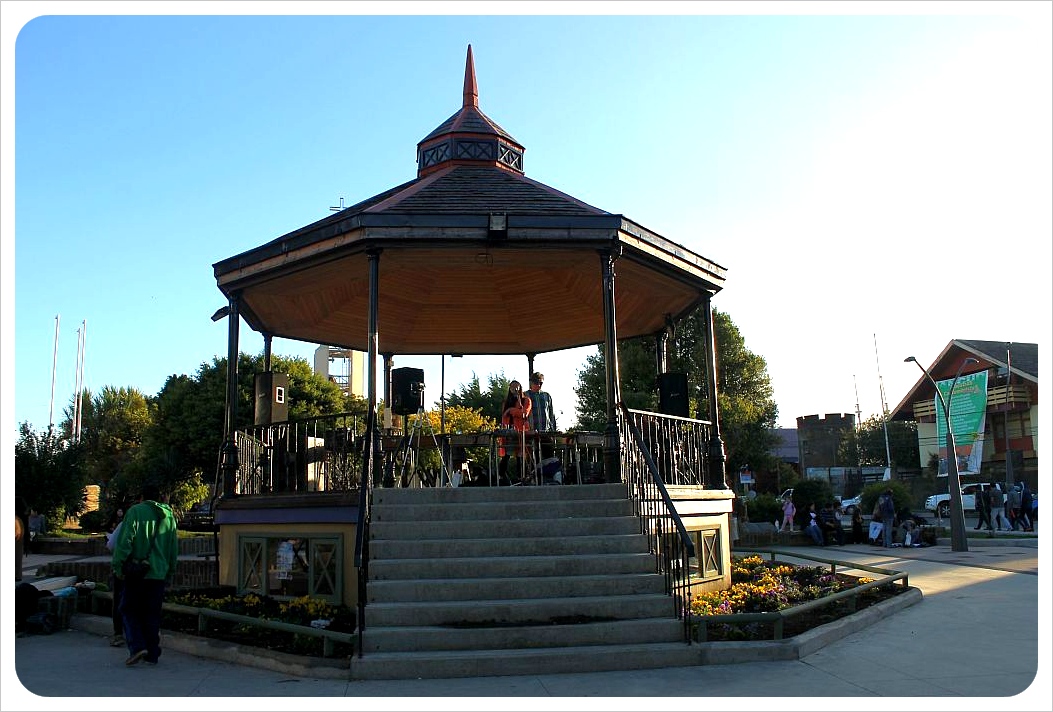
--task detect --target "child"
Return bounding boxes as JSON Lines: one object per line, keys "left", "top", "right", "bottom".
{"left": 779, "top": 496, "right": 796, "bottom": 532}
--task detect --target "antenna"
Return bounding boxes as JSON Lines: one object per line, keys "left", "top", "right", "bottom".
{"left": 852, "top": 374, "right": 863, "bottom": 427}
{"left": 329, "top": 197, "right": 347, "bottom": 212}
{"left": 873, "top": 333, "right": 892, "bottom": 470}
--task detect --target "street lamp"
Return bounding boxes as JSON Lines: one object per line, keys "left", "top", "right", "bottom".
{"left": 904, "top": 355, "right": 980, "bottom": 552}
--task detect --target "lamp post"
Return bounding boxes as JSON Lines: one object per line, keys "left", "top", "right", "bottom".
{"left": 904, "top": 355, "right": 979, "bottom": 552}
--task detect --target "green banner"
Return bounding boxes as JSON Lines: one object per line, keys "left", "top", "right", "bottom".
{"left": 935, "top": 370, "right": 988, "bottom": 475}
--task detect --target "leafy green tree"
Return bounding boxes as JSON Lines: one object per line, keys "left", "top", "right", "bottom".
{"left": 445, "top": 372, "right": 513, "bottom": 423}
{"left": 573, "top": 308, "right": 780, "bottom": 477}
{"left": 837, "top": 415, "right": 920, "bottom": 469}
{"left": 71, "top": 386, "right": 153, "bottom": 491}
{"left": 14, "top": 422, "right": 88, "bottom": 523}
{"left": 144, "top": 352, "right": 363, "bottom": 493}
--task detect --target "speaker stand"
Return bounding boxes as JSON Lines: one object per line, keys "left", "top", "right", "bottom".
{"left": 393, "top": 406, "right": 450, "bottom": 488}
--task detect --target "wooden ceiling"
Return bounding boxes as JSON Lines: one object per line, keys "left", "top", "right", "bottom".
{"left": 225, "top": 236, "right": 719, "bottom": 356}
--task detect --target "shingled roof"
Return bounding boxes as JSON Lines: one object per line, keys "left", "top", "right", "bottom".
{"left": 213, "top": 45, "right": 726, "bottom": 357}
{"left": 890, "top": 339, "right": 1039, "bottom": 421}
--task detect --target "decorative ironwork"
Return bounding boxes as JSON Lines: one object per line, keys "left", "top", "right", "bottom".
{"left": 420, "top": 142, "right": 451, "bottom": 168}
{"left": 233, "top": 413, "right": 364, "bottom": 495}
{"left": 498, "top": 142, "right": 523, "bottom": 171}
{"left": 454, "top": 139, "right": 496, "bottom": 160}
{"left": 622, "top": 408, "right": 711, "bottom": 486}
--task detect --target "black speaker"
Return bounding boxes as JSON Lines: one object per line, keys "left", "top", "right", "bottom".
{"left": 658, "top": 372, "right": 689, "bottom": 418}
{"left": 254, "top": 372, "right": 289, "bottom": 426}
{"left": 391, "top": 367, "right": 425, "bottom": 416}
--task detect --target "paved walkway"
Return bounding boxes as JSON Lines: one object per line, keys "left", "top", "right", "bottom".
{"left": 8, "top": 539, "right": 1048, "bottom": 707}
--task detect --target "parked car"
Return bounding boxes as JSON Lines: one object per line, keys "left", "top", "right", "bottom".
{"left": 840, "top": 494, "right": 863, "bottom": 516}
{"left": 925, "top": 483, "right": 1001, "bottom": 519}
{"left": 179, "top": 501, "right": 214, "bottom": 532}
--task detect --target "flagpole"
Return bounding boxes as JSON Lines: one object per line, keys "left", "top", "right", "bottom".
{"left": 49, "top": 314, "right": 60, "bottom": 435}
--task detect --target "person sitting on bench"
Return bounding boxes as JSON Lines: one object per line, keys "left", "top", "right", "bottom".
{"left": 818, "top": 501, "right": 844, "bottom": 546}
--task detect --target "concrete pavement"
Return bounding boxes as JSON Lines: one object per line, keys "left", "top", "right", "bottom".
{"left": 8, "top": 539, "right": 1048, "bottom": 708}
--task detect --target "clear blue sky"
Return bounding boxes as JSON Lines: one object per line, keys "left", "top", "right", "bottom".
{"left": 5, "top": 5, "right": 1051, "bottom": 439}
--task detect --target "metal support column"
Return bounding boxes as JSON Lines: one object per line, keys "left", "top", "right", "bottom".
{"left": 600, "top": 248, "right": 622, "bottom": 483}
{"left": 701, "top": 295, "right": 728, "bottom": 489}
{"left": 220, "top": 293, "right": 241, "bottom": 499}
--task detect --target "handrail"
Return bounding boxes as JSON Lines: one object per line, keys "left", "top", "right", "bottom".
{"left": 618, "top": 403, "right": 696, "bottom": 644}
{"left": 92, "top": 591, "right": 356, "bottom": 658}
{"left": 352, "top": 406, "right": 378, "bottom": 658}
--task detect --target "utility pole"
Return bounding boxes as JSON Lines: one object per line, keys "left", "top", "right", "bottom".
{"left": 1005, "top": 342, "right": 1013, "bottom": 484}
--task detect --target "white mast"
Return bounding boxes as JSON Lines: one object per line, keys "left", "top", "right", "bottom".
{"left": 49, "top": 314, "right": 60, "bottom": 435}
{"left": 73, "top": 320, "right": 86, "bottom": 442}
{"left": 873, "top": 333, "right": 892, "bottom": 472}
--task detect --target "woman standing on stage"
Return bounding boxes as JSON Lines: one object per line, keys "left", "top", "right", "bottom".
{"left": 498, "top": 380, "right": 532, "bottom": 484}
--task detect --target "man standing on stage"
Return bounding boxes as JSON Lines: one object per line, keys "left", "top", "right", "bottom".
{"left": 526, "top": 372, "right": 556, "bottom": 433}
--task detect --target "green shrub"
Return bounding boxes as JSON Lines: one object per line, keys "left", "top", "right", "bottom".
{"left": 791, "top": 479, "right": 836, "bottom": 526}
{"left": 859, "top": 480, "right": 913, "bottom": 517}
{"left": 77, "top": 509, "right": 109, "bottom": 533}
{"left": 746, "top": 494, "right": 782, "bottom": 525}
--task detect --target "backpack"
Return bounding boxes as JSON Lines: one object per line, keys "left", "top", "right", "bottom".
{"left": 872, "top": 500, "right": 883, "bottom": 523}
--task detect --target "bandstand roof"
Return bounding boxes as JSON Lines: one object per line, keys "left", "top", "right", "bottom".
{"left": 213, "top": 46, "right": 726, "bottom": 357}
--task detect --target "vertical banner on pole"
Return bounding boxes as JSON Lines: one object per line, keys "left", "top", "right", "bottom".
{"left": 934, "top": 370, "right": 988, "bottom": 475}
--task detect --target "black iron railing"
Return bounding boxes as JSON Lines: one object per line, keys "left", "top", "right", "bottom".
{"left": 352, "top": 407, "right": 380, "bottom": 658}
{"left": 234, "top": 413, "right": 364, "bottom": 495}
{"left": 619, "top": 404, "right": 705, "bottom": 643}
{"left": 621, "top": 407, "right": 710, "bottom": 486}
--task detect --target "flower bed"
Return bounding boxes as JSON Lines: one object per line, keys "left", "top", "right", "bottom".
{"left": 161, "top": 591, "right": 357, "bottom": 659}
{"left": 690, "top": 555, "right": 904, "bottom": 641}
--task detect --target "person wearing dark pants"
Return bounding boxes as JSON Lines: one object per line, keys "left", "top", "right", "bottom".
{"left": 110, "top": 483, "right": 179, "bottom": 666}
{"left": 119, "top": 578, "right": 166, "bottom": 664}
{"left": 818, "top": 502, "right": 845, "bottom": 545}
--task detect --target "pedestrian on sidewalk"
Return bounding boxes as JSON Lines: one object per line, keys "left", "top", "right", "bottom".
{"left": 989, "top": 484, "right": 1010, "bottom": 531}
{"left": 111, "top": 483, "right": 179, "bottom": 666}
{"left": 1007, "top": 484, "right": 1022, "bottom": 530}
{"left": 878, "top": 489, "right": 896, "bottom": 548}
{"left": 1019, "top": 483, "right": 1034, "bottom": 532}
{"left": 27, "top": 509, "right": 45, "bottom": 554}
{"left": 974, "top": 485, "right": 993, "bottom": 530}
{"left": 105, "top": 508, "right": 126, "bottom": 648}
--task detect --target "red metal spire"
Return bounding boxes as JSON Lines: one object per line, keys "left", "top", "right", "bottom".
{"left": 463, "top": 44, "right": 478, "bottom": 108}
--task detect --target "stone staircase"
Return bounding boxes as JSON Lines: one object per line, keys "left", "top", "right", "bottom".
{"left": 350, "top": 483, "right": 699, "bottom": 679}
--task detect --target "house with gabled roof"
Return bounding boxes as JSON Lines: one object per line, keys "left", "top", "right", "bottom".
{"left": 890, "top": 340, "right": 1038, "bottom": 490}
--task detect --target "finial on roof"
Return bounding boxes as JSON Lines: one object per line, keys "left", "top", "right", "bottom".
{"left": 463, "top": 44, "right": 478, "bottom": 108}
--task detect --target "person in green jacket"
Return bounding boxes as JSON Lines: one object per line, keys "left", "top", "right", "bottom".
{"left": 110, "top": 483, "right": 179, "bottom": 666}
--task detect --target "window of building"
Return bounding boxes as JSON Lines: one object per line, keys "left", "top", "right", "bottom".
{"left": 237, "top": 534, "right": 342, "bottom": 603}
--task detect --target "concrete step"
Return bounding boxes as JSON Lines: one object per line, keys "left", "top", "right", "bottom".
{"left": 349, "top": 641, "right": 700, "bottom": 680}
{"left": 368, "top": 533, "right": 649, "bottom": 559}
{"left": 371, "top": 498, "right": 634, "bottom": 522}
{"left": 367, "top": 572, "right": 666, "bottom": 603}
{"left": 363, "top": 593, "right": 677, "bottom": 627}
{"left": 362, "top": 617, "right": 686, "bottom": 653}
{"left": 372, "top": 483, "right": 627, "bottom": 506}
{"left": 367, "top": 552, "right": 658, "bottom": 580}
{"left": 369, "top": 515, "right": 640, "bottom": 540}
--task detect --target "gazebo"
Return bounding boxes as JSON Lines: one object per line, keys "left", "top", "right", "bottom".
{"left": 209, "top": 47, "right": 734, "bottom": 654}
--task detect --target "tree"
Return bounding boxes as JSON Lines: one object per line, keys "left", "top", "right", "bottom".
{"left": 144, "top": 352, "right": 363, "bottom": 494}
{"left": 573, "top": 308, "right": 780, "bottom": 477}
{"left": 837, "top": 415, "right": 920, "bottom": 470}
{"left": 69, "top": 386, "right": 153, "bottom": 492}
{"left": 445, "top": 372, "right": 513, "bottom": 423}
{"left": 14, "top": 422, "right": 88, "bottom": 523}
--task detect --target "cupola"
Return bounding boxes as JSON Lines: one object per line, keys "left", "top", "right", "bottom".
{"left": 416, "top": 45, "right": 525, "bottom": 177}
